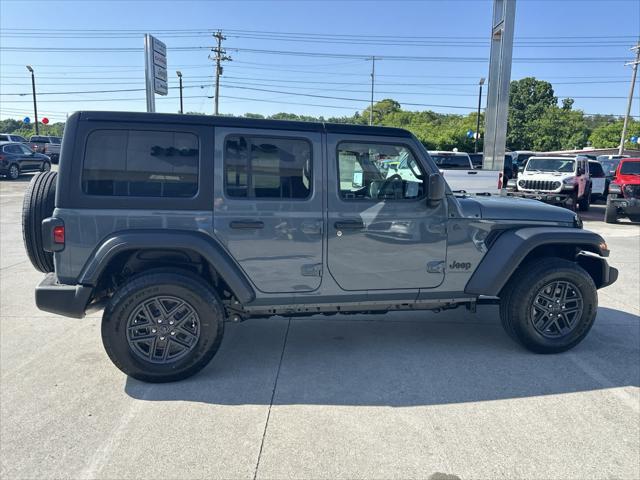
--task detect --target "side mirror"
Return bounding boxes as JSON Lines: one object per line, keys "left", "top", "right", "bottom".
{"left": 427, "top": 173, "right": 446, "bottom": 206}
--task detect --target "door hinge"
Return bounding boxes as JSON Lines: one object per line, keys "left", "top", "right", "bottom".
{"left": 301, "top": 263, "right": 323, "bottom": 277}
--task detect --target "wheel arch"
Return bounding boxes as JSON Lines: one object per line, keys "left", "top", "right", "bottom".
{"left": 465, "top": 227, "right": 610, "bottom": 296}
{"left": 78, "top": 230, "right": 255, "bottom": 304}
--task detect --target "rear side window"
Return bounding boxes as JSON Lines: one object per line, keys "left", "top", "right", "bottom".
{"left": 83, "top": 129, "right": 199, "bottom": 198}
{"left": 3, "top": 144, "right": 22, "bottom": 154}
{"left": 224, "top": 135, "right": 312, "bottom": 199}
{"left": 0, "top": 135, "right": 9, "bottom": 141}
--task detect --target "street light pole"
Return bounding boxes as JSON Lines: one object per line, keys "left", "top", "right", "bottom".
{"left": 474, "top": 77, "right": 485, "bottom": 153}
{"left": 26, "top": 65, "right": 39, "bottom": 135}
{"left": 176, "top": 71, "right": 183, "bottom": 114}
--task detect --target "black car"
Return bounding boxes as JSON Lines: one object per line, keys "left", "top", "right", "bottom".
{"left": 0, "top": 142, "right": 51, "bottom": 180}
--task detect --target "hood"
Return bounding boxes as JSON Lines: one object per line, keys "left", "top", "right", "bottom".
{"left": 520, "top": 170, "right": 574, "bottom": 181}
{"left": 613, "top": 174, "right": 640, "bottom": 186}
{"left": 459, "top": 195, "right": 577, "bottom": 224}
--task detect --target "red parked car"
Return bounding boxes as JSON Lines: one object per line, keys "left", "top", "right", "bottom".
{"left": 605, "top": 158, "right": 640, "bottom": 223}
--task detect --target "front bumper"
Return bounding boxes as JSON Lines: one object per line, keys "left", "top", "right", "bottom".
{"left": 609, "top": 197, "right": 640, "bottom": 216}
{"left": 36, "top": 273, "right": 93, "bottom": 318}
{"left": 510, "top": 190, "right": 575, "bottom": 207}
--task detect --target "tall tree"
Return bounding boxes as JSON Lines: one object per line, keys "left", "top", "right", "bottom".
{"left": 507, "top": 77, "right": 557, "bottom": 150}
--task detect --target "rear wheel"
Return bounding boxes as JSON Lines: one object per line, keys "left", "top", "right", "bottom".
{"left": 500, "top": 258, "right": 597, "bottom": 353}
{"left": 7, "top": 163, "right": 20, "bottom": 180}
{"left": 101, "top": 271, "right": 225, "bottom": 383}
{"left": 22, "top": 171, "right": 57, "bottom": 272}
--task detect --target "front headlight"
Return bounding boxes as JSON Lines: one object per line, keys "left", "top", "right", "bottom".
{"left": 573, "top": 213, "right": 583, "bottom": 229}
{"left": 562, "top": 178, "right": 576, "bottom": 185}
{"left": 518, "top": 180, "right": 525, "bottom": 187}
{"left": 608, "top": 183, "right": 622, "bottom": 194}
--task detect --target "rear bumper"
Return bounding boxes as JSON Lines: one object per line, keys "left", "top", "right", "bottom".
{"left": 35, "top": 273, "right": 93, "bottom": 318}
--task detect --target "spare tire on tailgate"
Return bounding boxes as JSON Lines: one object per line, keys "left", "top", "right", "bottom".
{"left": 22, "top": 171, "right": 57, "bottom": 273}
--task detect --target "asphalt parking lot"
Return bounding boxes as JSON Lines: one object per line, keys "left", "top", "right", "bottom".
{"left": 1, "top": 172, "right": 639, "bottom": 480}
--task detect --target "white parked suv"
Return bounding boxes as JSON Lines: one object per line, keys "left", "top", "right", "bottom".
{"left": 514, "top": 156, "right": 591, "bottom": 211}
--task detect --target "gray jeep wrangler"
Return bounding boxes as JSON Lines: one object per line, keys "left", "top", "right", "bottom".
{"left": 23, "top": 111, "right": 618, "bottom": 383}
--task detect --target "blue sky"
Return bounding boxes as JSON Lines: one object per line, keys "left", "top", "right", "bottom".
{"left": 1, "top": 0, "right": 639, "bottom": 123}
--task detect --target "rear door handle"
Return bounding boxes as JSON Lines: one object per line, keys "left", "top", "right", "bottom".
{"left": 334, "top": 220, "right": 364, "bottom": 230}
{"left": 230, "top": 220, "right": 264, "bottom": 229}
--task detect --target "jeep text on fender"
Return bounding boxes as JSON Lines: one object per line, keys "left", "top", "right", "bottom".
{"left": 23, "top": 111, "right": 618, "bottom": 382}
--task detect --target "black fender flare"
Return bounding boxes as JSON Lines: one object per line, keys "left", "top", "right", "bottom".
{"left": 77, "top": 229, "right": 255, "bottom": 304}
{"left": 464, "top": 227, "right": 608, "bottom": 296}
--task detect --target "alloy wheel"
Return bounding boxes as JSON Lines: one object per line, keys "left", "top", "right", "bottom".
{"left": 126, "top": 296, "right": 201, "bottom": 364}
{"left": 530, "top": 280, "right": 583, "bottom": 338}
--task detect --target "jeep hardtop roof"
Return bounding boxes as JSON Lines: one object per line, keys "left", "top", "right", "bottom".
{"left": 68, "top": 111, "right": 414, "bottom": 138}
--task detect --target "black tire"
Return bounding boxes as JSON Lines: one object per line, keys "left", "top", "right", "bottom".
{"left": 604, "top": 197, "right": 618, "bottom": 224}
{"left": 566, "top": 191, "right": 578, "bottom": 212}
{"left": 500, "top": 258, "right": 597, "bottom": 354}
{"left": 578, "top": 189, "right": 590, "bottom": 211}
{"left": 40, "top": 161, "right": 51, "bottom": 172}
{"left": 7, "top": 163, "right": 20, "bottom": 180}
{"left": 101, "top": 271, "right": 225, "bottom": 383}
{"left": 22, "top": 171, "right": 57, "bottom": 273}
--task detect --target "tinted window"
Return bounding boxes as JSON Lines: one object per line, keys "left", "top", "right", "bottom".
{"left": 83, "top": 129, "right": 199, "bottom": 198}
{"left": 337, "top": 142, "right": 424, "bottom": 200}
{"left": 14, "top": 136, "right": 27, "bottom": 143}
{"left": 589, "top": 162, "right": 604, "bottom": 177}
{"left": 224, "top": 135, "right": 311, "bottom": 199}
{"left": 0, "top": 135, "right": 9, "bottom": 141}
{"left": 620, "top": 161, "right": 640, "bottom": 175}
{"left": 430, "top": 154, "right": 470, "bottom": 169}
{"left": 3, "top": 144, "right": 22, "bottom": 154}
{"left": 50, "top": 137, "right": 61, "bottom": 144}
{"left": 30, "top": 136, "right": 49, "bottom": 143}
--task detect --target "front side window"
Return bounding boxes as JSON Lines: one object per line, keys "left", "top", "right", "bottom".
{"left": 83, "top": 129, "right": 199, "bottom": 198}
{"left": 19, "top": 144, "right": 34, "bottom": 154}
{"left": 337, "top": 142, "right": 424, "bottom": 200}
{"left": 224, "top": 135, "right": 312, "bottom": 199}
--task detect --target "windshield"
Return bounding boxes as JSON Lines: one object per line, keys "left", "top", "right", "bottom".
{"left": 50, "top": 137, "right": 61, "bottom": 144}
{"left": 600, "top": 159, "right": 620, "bottom": 175}
{"left": 430, "top": 154, "right": 470, "bottom": 169}
{"left": 526, "top": 158, "right": 575, "bottom": 173}
{"left": 620, "top": 161, "right": 640, "bottom": 175}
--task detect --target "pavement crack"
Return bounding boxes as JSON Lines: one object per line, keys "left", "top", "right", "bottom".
{"left": 253, "top": 317, "right": 291, "bottom": 480}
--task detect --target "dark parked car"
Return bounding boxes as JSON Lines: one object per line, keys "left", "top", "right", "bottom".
{"left": 0, "top": 141, "right": 51, "bottom": 180}
{"left": 22, "top": 111, "right": 617, "bottom": 382}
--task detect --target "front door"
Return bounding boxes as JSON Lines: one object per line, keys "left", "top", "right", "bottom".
{"left": 213, "top": 127, "right": 323, "bottom": 294}
{"left": 326, "top": 134, "right": 447, "bottom": 291}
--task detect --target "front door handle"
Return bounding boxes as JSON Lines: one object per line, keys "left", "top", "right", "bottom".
{"left": 467, "top": 171, "right": 478, "bottom": 175}
{"left": 230, "top": 220, "right": 264, "bottom": 229}
{"left": 334, "top": 220, "right": 364, "bottom": 230}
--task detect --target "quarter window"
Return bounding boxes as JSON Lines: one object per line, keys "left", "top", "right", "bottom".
{"left": 83, "top": 129, "right": 199, "bottom": 198}
{"left": 337, "top": 142, "right": 424, "bottom": 200}
{"left": 224, "top": 135, "right": 312, "bottom": 199}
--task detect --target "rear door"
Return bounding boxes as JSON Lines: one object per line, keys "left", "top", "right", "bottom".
{"left": 326, "top": 134, "right": 447, "bottom": 291}
{"left": 213, "top": 128, "right": 323, "bottom": 294}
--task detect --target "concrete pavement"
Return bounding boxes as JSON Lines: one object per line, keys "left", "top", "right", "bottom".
{"left": 1, "top": 174, "right": 638, "bottom": 480}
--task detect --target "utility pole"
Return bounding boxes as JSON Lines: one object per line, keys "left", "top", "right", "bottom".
{"left": 619, "top": 43, "right": 640, "bottom": 156}
{"left": 26, "top": 65, "right": 39, "bottom": 135}
{"left": 176, "top": 70, "right": 183, "bottom": 114}
{"left": 211, "top": 31, "right": 231, "bottom": 115}
{"left": 474, "top": 77, "right": 486, "bottom": 153}
{"left": 369, "top": 57, "right": 376, "bottom": 126}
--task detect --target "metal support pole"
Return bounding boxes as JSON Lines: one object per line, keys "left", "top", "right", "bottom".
{"left": 26, "top": 66, "right": 39, "bottom": 135}
{"left": 619, "top": 43, "right": 640, "bottom": 156}
{"left": 144, "top": 34, "right": 156, "bottom": 113}
{"left": 177, "top": 71, "right": 183, "bottom": 114}
{"left": 369, "top": 57, "right": 375, "bottom": 126}
{"left": 474, "top": 77, "right": 485, "bottom": 153}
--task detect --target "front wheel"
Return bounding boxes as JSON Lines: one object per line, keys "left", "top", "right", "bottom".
{"left": 7, "top": 163, "right": 20, "bottom": 180}
{"left": 604, "top": 197, "right": 618, "bottom": 224}
{"left": 500, "top": 258, "right": 597, "bottom": 353}
{"left": 101, "top": 271, "right": 225, "bottom": 383}
{"left": 41, "top": 161, "right": 51, "bottom": 172}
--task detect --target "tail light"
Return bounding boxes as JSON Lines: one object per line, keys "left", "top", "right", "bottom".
{"left": 53, "top": 225, "right": 65, "bottom": 244}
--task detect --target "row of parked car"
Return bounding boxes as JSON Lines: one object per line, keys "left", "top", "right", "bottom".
{"left": 0, "top": 134, "right": 61, "bottom": 180}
